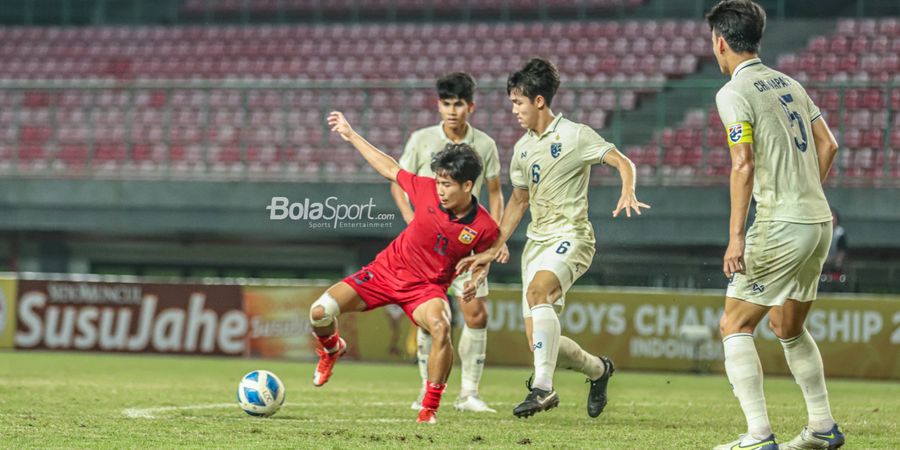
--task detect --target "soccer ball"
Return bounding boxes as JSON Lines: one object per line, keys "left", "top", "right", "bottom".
{"left": 237, "top": 370, "right": 285, "bottom": 417}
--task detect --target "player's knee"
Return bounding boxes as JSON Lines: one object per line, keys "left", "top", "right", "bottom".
{"left": 773, "top": 321, "right": 803, "bottom": 341}
{"left": 721, "top": 313, "right": 757, "bottom": 336}
{"left": 767, "top": 317, "right": 781, "bottom": 336}
{"left": 719, "top": 313, "right": 728, "bottom": 338}
{"left": 309, "top": 292, "right": 341, "bottom": 327}
{"left": 428, "top": 317, "right": 451, "bottom": 344}
{"left": 464, "top": 305, "right": 487, "bottom": 329}
{"left": 525, "top": 285, "right": 550, "bottom": 308}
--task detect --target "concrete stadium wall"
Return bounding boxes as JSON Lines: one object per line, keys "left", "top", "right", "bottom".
{"left": 0, "top": 179, "right": 897, "bottom": 248}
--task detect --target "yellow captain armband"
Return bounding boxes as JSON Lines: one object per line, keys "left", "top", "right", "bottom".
{"left": 725, "top": 121, "right": 753, "bottom": 147}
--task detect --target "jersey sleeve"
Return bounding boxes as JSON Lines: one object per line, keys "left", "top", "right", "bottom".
{"left": 474, "top": 225, "right": 500, "bottom": 254}
{"left": 804, "top": 89, "right": 823, "bottom": 123}
{"left": 483, "top": 139, "right": 501, "bottom": 180}
{"left": 578, "top": 125, "right": 616, "bottom": 165}
{"left": 396, "top": 169, "right": 434, "bottom": 208}
{"left": 509, "top": 145, "right": 528, "bottom": 189}
{"left": 398, "top": 132, "right": 420, "bottom": 172}
{"left": 716, "top": 86, "right": 755, "bottom": 148}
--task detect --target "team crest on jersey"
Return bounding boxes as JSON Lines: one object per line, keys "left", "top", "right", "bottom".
{"left": 728, "top": 124, "right": 744, "bottom": 143}
{"left": 550, "top": 142, "right": 562, "bottom": 158}
{"left": 458, "top": 226, "right": 478, "bottom": 245}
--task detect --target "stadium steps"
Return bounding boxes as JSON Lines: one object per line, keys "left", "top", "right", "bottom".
{"left": 606, "top": 19, "right": 836, "bottom": 151}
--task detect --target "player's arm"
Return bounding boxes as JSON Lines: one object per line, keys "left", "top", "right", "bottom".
{"left": 456, "top": 187, "right": 529, "bottom": 274}
{"left": 390, "top": 136, "right": 419, "bottom": 224}
{"left": 390, "top": 183, "right": 414, "bottom": 224}
{"left": 461, "top": 262, "right": 491, "bottom": 303}
{"left": 602, "top": 148, "right": 650, "bottom": 218}
{"left": 327, "top": 111, "right": 400, "bottom": 182}
{"left": 724, "top": 142, "right": 754, "bottom": 278}
{"left": 811, "top": 117, "right": 839, "bottom": 183}
{"left": 486, "top": 176, "right": 505, "bottom": 224}
{"left": 485, "top": 176, "right": 510, "bottom": 263}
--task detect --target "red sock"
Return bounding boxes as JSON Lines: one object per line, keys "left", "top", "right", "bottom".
{"left": 315, "top": 331, "right": 340, "bottom": 353}
{"left": 422, "top": 382, "right": 445, "bottom": 410}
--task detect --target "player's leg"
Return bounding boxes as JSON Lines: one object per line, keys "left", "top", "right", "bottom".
{"left": 410, "top": 327, "right": 432, "bottom": 410}
{"left": 411, "top": 297, "right": 453, "bottom": 423}
{"left": 716, "top": 221, "right": 802, "bottom": 450}
{"left": 454, "top": 274, "right": 494, "bottom": 412}
{"left": 309, "top": 281, "right": 368, "bottom": 387}
{"left": 718, "top": 297, "right": 774, "bottom": 448}
{"left": 513, "top": 269, "right": 563, "bottom": 417}
{"left": 774, "top": 301, "right": 844, "bottom": 449}
{"left": 384, "top": 305, "right": 404, "bottom": 355}
{"left": 776, "top": 222, "right": 844, "bottom": 450}
{"left": 519, "top": 239, "right": 611, "bottom": 418}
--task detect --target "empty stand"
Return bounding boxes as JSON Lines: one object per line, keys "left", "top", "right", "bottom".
{"left": 0, "top": 21, "right": 708, "bottom": 180}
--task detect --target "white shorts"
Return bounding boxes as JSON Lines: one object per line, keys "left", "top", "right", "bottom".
{"left": 449, "top": 269, "right": 489, "bottom": 299}
{"left": 521, "top": 238, "right": 595, "bottom": 318}
{"left": 383, "top": 304, "right": 405, "bottom": 320}
{"left": 727, "top": 220, "right": 832, "bottom": 306}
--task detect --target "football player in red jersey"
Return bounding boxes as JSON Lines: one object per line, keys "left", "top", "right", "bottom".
{"left": 308, "top": 111, "right": 500, "bottom": 424}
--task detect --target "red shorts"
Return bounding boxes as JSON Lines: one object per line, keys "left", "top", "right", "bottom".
{"left": 342, "top": 264, "right": 448, "bottom": 324}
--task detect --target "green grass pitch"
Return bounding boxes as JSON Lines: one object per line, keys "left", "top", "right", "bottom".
{"left": 0, "top": 351, "right": 896, "bottom": 448}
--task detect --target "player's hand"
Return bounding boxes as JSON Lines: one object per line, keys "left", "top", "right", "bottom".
{"left": 455, "top": 250, "right": 495, "bottom": 276}
{"left": 327, "top": 111, "right": 356, "bottom": 141}
{"left": 494, "top": 243, "right": 510, "bottom": 264}
{"left": 461, "top": 281, "right": 477, "bottom": 303}
{"left": 613, "top": 190, "right": 650, "bottom": 218}
{"left": 723, "top": 236, "right": 746, "bottom": 278}
{"left": 461, "top": 265, "right": 489, "bottom": 303}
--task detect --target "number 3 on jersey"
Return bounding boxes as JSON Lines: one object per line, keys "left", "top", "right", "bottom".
{"left": 779, "top": 94, "right": 809, "bottom": 152}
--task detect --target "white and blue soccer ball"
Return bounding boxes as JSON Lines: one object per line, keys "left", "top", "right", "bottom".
{"left": 237, "top": 370, "right": 285, "bottom": 417}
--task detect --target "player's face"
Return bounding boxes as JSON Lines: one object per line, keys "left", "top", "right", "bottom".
{"left": 435, "top": 173, "right": 473, "bottom": 212}
{"left": 509, "top": 90, "right": 540, "bottom": 131}
{"left": 438, "top": 97, "right": 474, "bottom": 129}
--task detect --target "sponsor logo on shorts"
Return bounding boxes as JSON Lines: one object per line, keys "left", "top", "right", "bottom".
{"left": 353, "top": 270, "right": 374, "bottom": 285}
{"left": 751, "top": 282, "right": 765, "bottom": 293}
{"left": 532, "top": 341, "right": 543, "bottom": 351}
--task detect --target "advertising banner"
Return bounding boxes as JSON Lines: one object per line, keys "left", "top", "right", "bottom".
{"left": 243, "top": 284, "right": 417, "bottom": 363}
{"left": 480, "top": 288, "right": 900, "bottom": 379}
{"left": 0, "top": 277, "right": 16, "bottom": 349}
{"left": 15, "top": 279, "right": 246, "bottom": 356}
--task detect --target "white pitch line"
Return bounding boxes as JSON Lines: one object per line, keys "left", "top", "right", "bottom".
{"left": 123, "top": 403, "right": 237, "bottom": 419}
{"left": 122, "top": 401, "right": 549, "bottom": 419}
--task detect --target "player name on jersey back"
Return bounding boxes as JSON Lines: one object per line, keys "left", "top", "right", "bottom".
{"left": 715, "top": 58, "right": 832, "bottom": 224}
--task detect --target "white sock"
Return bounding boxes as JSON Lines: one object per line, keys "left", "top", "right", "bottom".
{"left": 458, "top": 325, "right": 487, "bottom": 398}
{"left": 781, "top": 328, "right": 836, "bottom": 433}
{"left": 557, "top": 336, "right": 605, "bottom": 380}
{"left": 416, "top": 327, "right": 432, "bottom": 392}
{"left": 723, "top": 333, "right": 772, "bottom": 440}
{"left": 530, "top": 304, "right": 560, "bottom": 392}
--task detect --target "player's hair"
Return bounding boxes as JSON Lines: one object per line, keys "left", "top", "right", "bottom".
{"left": 436, "top": 72, "right": 476, "bottom": 103}
{"left": 430, "top": 143, "right": 483, "bottom": 185}
{"left": 506, "top": 58, "right": 561, "bottom": 107}
{"left": 705, "top": 0, "right": 766, "bottom": 54}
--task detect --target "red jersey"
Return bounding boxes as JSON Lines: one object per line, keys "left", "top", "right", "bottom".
{"left": 370, "top": 170, "right": 499, "bottom": 289}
